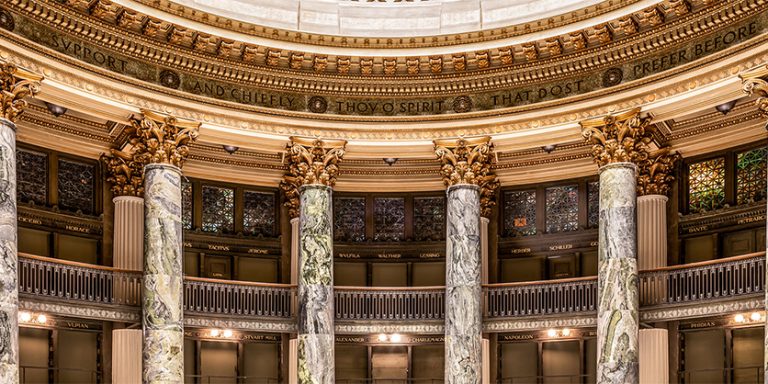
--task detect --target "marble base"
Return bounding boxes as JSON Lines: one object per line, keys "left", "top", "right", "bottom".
{"left": 0, "top": 119, "right": 17, "bottom": 383}
{"left": 597, "top": 163, "right": 639, "bottom": 384}
{"left": 297, "top": 185, "right": 334, "bottom": 383}
{"left": 445, "top": 184, "right": 482, "bottom": 384}
{"left": 142, "top": 164, "right": 184, "bottom": 383}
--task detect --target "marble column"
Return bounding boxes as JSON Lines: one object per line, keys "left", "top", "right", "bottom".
{"left": 297, "top": 185, "right": 335, "bottom": 383}
{"left": 445, "top": 184, "right": 482, "bottom": 384}
{"left": 637, "top": 195, "right": 668, "bottom": 270}
{"left": 114, "top": 196, "right": 144, "bottom": 271}
{"left": 113, "top": 329, "right": 143, "bottom": 384}
{"left": 639, "top": 329, "right": 668, "bottom": 384}
{"left": 142, "top": 164, "right": 184, "bottom": 383}
{"left": 0, "top": 118, "right": 18, "bottom": 384}
{"left": 597, "top": 162, "right": 639, "bottom": 383}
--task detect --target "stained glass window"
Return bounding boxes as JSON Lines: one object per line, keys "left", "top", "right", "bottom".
{"left": 546, "top": 185, "right": 579, "bottom": 233}
{"left": 16, "top": 149, "right": 47, "bottom": 206}
{"left": 413, "top": 196, "right": 445, "bottom": 241}
{"left": 503, "top": 190, "right": 536, "bottom": 237}
{"left": 243, "top": 190, "right": 276, "bottom": 237}
{"left": 334, "top": 197, "right": 366, "bottom": 242}
{"left": 588, "top": 181, "right": 600, "bottom": 228}
{"left": 736, "top": 147, "right": 767, "bottom": 205}
{"left": 688, "top": 157, "right": 726, "bottom": 213}
{"left": 374, "top": 197, "right": 405, "bottom": 241}
{"left": 57, "top": 158, "right": 95, "bottom": 214}
{"left": 201, "top": 185, "right": 234, "bottom": 233}
{"left": 181, "top": 180, "right": 193, "bottom": 230}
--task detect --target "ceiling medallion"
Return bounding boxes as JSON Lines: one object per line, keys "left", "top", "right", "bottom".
{"left": 308, "top": 96, "right": 328, "bottom": 113}
{"left": 452, "top": 96, "right": 473, "bottom": 114}
{"left": 0, "top": 8, "right": 14, "bottom": 31}
{"left": 602, "top": 68, "right": 623, "bottom": 87}
{"left": 159, "top": 69, "right": 180, "bottom": 89}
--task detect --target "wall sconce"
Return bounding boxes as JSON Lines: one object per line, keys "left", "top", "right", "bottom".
{"left": 44, "top": 102, "right": 68, "bottom": 118}
{"left": 715, "top": 100, "right": 737, "bottom": 115}
{"left": 19, "top": 311, "right": 48, "bottom": 325}
{"left": 209, "top": 328, "right": 234, "bottom": 338}
{"left": 383, "top": 158, "right": 398, "bottom": 166}
{"left": 376, "top": 333, "right": 404, "bottom": 343}
{"left": 546, "top": 328, "right": 572, "bottom": 338}
{"left": 733, "top": 311, "right": 763, "bottom": 324}
{"left": 222, "top": 145, "right": 239, "bottom": 155}
{"left": 542, "top": 144, "right": 557, "bottom": 154}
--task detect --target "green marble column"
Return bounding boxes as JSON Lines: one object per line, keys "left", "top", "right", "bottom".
{"left": 0, "top": 118, "right": 18, "bottom": 383}
{"left": 142, "top": 164, "right": 184, "bottom": 383}
{"left": 297, "top": 184, "right": 334, "bottom": 383}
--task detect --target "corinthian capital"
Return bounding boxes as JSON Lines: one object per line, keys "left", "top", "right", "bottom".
{"left": 129, "top": 110, "right": 200, "bottom": 168}
{"left": 101, "top": 148, "right": 146, "bottom": 197}
{"left": 636, "top": 146, "right": 680, "bottom": 196}
{"left": 580, "top": 108, "right": 655, "bottom": 167}
{"left": 434, "top": 136, "right": 498, "bottom": 216}
{"left": 280, "top": 137, "right": 347, "bottom": 218}
{"left": 0, "top": 62, "right": 43, "bottom": 122}
{"left": 740, "top": 65, "right": 768, "bottom": 116}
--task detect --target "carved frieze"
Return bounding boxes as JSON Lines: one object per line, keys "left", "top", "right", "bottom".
{"left": 0, "top": 62, "right": 42, "bottom": 122}
{"left": 580, "top": 108, "right": 655, "bottom": 167}
{"left": 280, "top": 137, "right": 346, "bottom": 218}
{"left": 129, "top": 110, "right": 200, "bottom": 168}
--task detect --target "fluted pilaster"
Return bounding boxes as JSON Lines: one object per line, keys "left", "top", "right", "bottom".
{"left": 113, "top": 329, "right": 142, "bottom": 384}
{"left": 639, "top": 329, "right": 669, "bottom": 384}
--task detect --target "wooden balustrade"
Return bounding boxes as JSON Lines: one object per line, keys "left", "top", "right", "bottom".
{"left": 15, "top": 253, "right": 766, "bottom": 322}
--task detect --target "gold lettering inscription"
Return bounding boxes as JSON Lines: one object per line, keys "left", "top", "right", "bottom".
{"left": 378, "top": 253, "right": 402, "bottom": 259}
{"left": 248, "top": 249, "right": 269, "bottom": 255}
{"left": 65, "top": 225, "right": 90, "bottom": 233}
{"left": 208, "top": 244, "right": 230, "bottom": 251}
{"left": 19, "top": 217, "right": 43, "bottom": 225}
{"left": 510, "top": 248, "right": 531, "bottom": 254}
{"left": 549, "top": 244, "right": 573, "bottom": 251}
{"left": 338, "top": 253, "right": 361, "bottom": 259}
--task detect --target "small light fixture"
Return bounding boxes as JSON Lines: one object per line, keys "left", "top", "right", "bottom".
{"left": 222, "top": 329, "right": 233, "bottom": 338}
{"left": 210, "top": 329, "right": 221, "bottom": 337}
{"left": 19, "top": 312, "right": 32, "bottom": 322}
{"left": 542, "top": 144, "right": 557, "bottom": 154}
{"left": 715, "top": 100, "right": 738, "bottom": 115}
{"left": 750, "top": 312, "right": 762, "bottom": 321}
{"left": 383, "top": 158, "right": 398, "bottom": 166}
{"left": 36, "top": 314, "right": 47, "bottom": 324}
{"left": 222, "top": 145, "right": 239, "bottom": 155}
{"left": 390, "top": 333, "right": 402, "bottom": 343}
{"left": 377, "top": 333, "right": 388, "bottom": 342}
{"left": 734, "top": 314, "right": 746, "bottom": 323}
{"left": 547, "top": 329, "right": 558, "bottom": 338}
{"left": 561, "top": 328, "right": 571, "bottom": 337}
{"left": 44, "top": 102, "right": 68, "bottom": 118}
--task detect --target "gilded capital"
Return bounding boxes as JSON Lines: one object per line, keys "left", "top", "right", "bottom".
{"left": 129, "top": 110, "right": 200, "bottom": 168}
{"left": 101, "top": 148, "right": 146, "bottom": 197}
{"left": 434, "top": 136, "right": 498, "bottom": 217}
{"left": 740, "top": 65, "right": 768, "bottom": 116}
{"left": 580, "top": 108, "right": 655, "bottom": 167}
{"left": 636, "top": 146, "right": 680, "bottom": 196}
{"left": 0, "top": 62, "right": 43, "bottom": 122}
{"left": 280, "top": 137, "right": 347, "bottom": 218}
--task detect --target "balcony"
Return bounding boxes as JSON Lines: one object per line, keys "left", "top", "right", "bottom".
{"left": 17, "top": 252, "right": 765, "bottom": 330}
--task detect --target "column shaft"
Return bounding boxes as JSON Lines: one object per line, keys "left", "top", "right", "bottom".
{"left": 0, "top": 118, "right": 18, "bottom": 383}
{"left": 113, "top": 329, "right": 143, "bottom": 384}
{"left": 639, "top": 329, "right": 668, "bottom": 384}
{"left": 480, "top": 217, "right": 489, "bottom": 285}
{"left": 597, "top": 163, "right": 639, "bottom": 383}
{"left": 445, "top": 185, "right": 482, "bottom": 384}
{"left": 297, "top": 185, "right": 334, "bottom": 383}
{"left": 291, "top": 217, "right": 300, "bottom": 285}
{"left": 142, "top": 164, "right": 184, "bottom": 383}
{"left": 114, "top": 196, "right": 144, "bottom": 271}
{"left": 637, "top": 195, "right": 668, "bottom": 270}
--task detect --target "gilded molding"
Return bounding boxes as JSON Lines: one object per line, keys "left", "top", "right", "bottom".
{"left": 580, "top": 108, "right": 655, "bottom": 167}
{"left": 636, "top": 146, "right": 681, "bottom": 196}
{"left": 280, "top": 137, "right": 347, "bottom": 218}
{"left": 0, "top": 61, "right": 42, "bottom": 122}
{"left": 434, "top": 136, "right": 498, "bottom": 216}
{"left": 740, "top": 65, "right": 768, "bottom": 116}
{"left": 129, "top": 110, "right": 200, "bottom": 168}
{"left": 101, "top": 148, "right": 145, "bottom": 197}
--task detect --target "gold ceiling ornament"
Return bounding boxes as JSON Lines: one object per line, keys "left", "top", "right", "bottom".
{"left": 580, "top": 108, "right": 655, "bottom": 167}
{"left": 0, "top": 62, "right": 43, "bottom": 123}
{"left": 128, "top": 109, "right": 200, "bottom": 168}
{"left": 280, "top": 137, "right": 347, "bottom": 218}
{"left": 101, "top": 148, "right": 146, "bottom": 197}
{"left": 636, "top": 146, "right": 681, "bottom": 196}
{"left": 739, "top": 65, "right": 768, "bottom": 116}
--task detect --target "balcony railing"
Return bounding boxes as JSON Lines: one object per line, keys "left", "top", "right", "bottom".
{"left": 335, "top": 286, "right": 445, "bottom": 320}
{"left": 16, "top": 252, "right": 766, "bottom": 323}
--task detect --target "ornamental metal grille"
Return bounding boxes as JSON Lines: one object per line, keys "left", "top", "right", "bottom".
{"left": 503, "top": 190, "right": 537, "bottom": 237}
{"left": 374, "top": 197, "right": 405, "bottom": 241}
{"left": 243, "top": 190, "right": 276, "bottom": 237}
{"left": 545, "top": 185, "right": 579, "bottom": 233}
{"left": 736, "top": 147, "right": 767, "bottom": 205}
{"left": 334, "top": 197, "right": 366, "bottom": 242}
{"left": 181, "top": 180, "right": 192, "bottom": 230}
{"left": 688, "top": 157, "right": 726, "bottom": 213}
{"left": 413, "top": 196, "right": 445, "bottom": 241}
{"left": 57, "top": 158, "right": 95, "bottom": 214}
{"left": 201, "top": 185, "right": 234, "bottom": 233}
{"left": 588, "top": 181, "right": 600, "bottom": 228}
{"left": 16, "top": 149, "right": 47, "bottom": 206}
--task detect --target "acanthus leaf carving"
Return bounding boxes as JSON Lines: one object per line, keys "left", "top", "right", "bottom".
{"left": 434, "top": 136, "right": 498, "bottom": 217}
{"left": 128, "top": 110, "right": 200, "bottom": 168}
{"left": 740, "top": 65, "right": 768, "bottom": 117}
{"left": 0, "top": 62, "right": 43, "bottom": 122}
{"left": 636, "top": 146, "right": 680, "bottom": 196}
{"left": 280, "top": 137, "right": 346, "bottom": 218}
{"left": 580, "top": 108, "right": 655, "bottom": 167}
